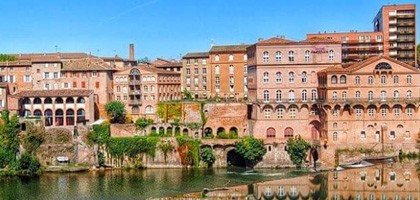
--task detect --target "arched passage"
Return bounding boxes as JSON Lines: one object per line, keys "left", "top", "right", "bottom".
{"left": 204, "top": 127, "right": 213, "bottom": 138}
{"left": 159, "top": 127, "right": 165, "bottom": 135}
{"left": 151, "top": 127, "right": 157, "bottom": 135}
{"left": 217, "top": 127, "right": 226, "bottom": 135}
{"left": 166, "top": 126, "right": 173, "bottom": 136}
{"left": 174, "top": 127, "right": 181, "bottom": 136}
{"left": 227, "top": 149, "right": 246, "bottom": 168}
{"left": 182, "top": 128, "right": 189, "bottom": 136}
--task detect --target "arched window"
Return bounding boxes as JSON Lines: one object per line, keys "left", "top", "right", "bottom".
{"left": 263, "top": 72, "right": 269, "bottom": 83}
{"left": 215, "top": 65, "right": 220, "bottom": 74}
{"left": 145, "top": 105, "right": 154, "bottom": 114}
{"left": 228, "top": 54, "right": 234, "bottom": 61}
{"left": 368, "top": 76, "right": 373, "bottom": 84}
{"left": 22, "top": 98, "right": 31, "bottom": 105}
{"left": 275, "top": 51, "right": 282, "bottom": 62}
{"left": 380, "top": 91, "right": 387, "bottom": 101}
{"left": 66, "top": 109, "right": 74, "bottom": 126}
{"left": 381, "top": 105, "right": 388, "bottom": 116}
{"left": 394, "top": 75, "right": 399, "bottom": 84}
{"left": 33, "top": 109, "right": 42, "bottom": 116}
{"left": 355, "top": 76, "right": 360, "bottom": 84}
{"left": 368, "top": 91, "right": 373, "bottom": 101}
{"left": 302, "top": 71, "right": 307, "bottom": 83}
{"left": 34, "top": 98, "right": 42, "bottom": 104}
{"left": 77, "top": 109, "right": 86, "bottom": 123}
{"left": 331, "top": 75, "right": 338, "bottom": 84}
{"left": 65, "top": 97, "right": 74, "bottom": 104}
{"left": 44, "top": 97, "right": 52, "bottom": 104}
{"left": 340, "top": 75, "right": 346, "bottom": 84}
{"left": 381, "top": 75, "right": 386, "bottom": 84}
{"left": 342, "top": 91, "right": 347, "bottom": 101}
{"left": 332, "top": 91, "right": 338, "bottom": 101}
{"left": 144, "top": 85, "right": 148, "bottom": 92}
{"left": 394, "top": 90, "right": 399, "bottom": 100}
{"left": 45, "top": 109, "right": 53, "bottom": 126}
{"left": 329, "top": 50, "right": 334, "bottom": 61}
{"left": 288, "top": 90, "right": 295, "bottom": 102}
{"left": 288, "top": 72, "right": 295, "bottom": 83}
{"left": 304, "top": 50, "right": 310, "bottom": 62}
{"left": 394, "top": 106, "right": 401, "bottom": 117}
{"left": 263, "top": 51, "right": 269, "bottom": 62}
{"left": 276, "top": 72, "right": 282, "bottom": 83}
{"left": 288, "top": 51, "right": 294, "bottom": 62}
{"left": 266, "top": 128, "right": 276, "bottom": 138}
{"left": 55, "top": 109, "right": 64, "bottom": 126}
{"left": 356, "top": 91, "right": 361, "bottom": 100}
{"left": 276, "top": 107, "right": 284, "bottom": 118}
{"left": 333, "top": 132, "right": 338, "bottom": 141}
{"left": 406, "top": 90, "right": 412, "bottom": 99}
{"left": 77, "top": 97, "right": 85, "bottom": 103}
{"left": 276, "top": 90, "right": 282, "bottom": 102}
{"left": 302, "top": 90, "right": 307, "bottom": 102}
{"left": 214, "top": 55, "right": 220, "bottom": 62}
{"left": 284, "top": 127, "right": 294, "bottom": 138}
{"left": 311, "top": 89, "right": 317, "bottom": 101}
{"left": 407, "top": 75, "right": 412, "bottom": 84}
{"left": 263, "top": 90, "right": 269, "bottom": 102}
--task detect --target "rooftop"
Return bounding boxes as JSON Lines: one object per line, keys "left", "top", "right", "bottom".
{"left": 14, "top": 89, "right": 94, "bottom": 98}
{"left": 210, "top": 44, "right": 250, "bottom": 53}
{"left": 183, "top": 52, "right": 209, "bottom": 58}
{"left": 62, "top": 58, "right": 114, "bottom": 71}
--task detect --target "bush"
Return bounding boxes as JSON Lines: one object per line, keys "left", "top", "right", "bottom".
{"left": 135, "top": 118, "right": 154, "bottom": 131}
{"left": 235, "top": 137, "right": 266, "bottom": 168}
{"left": 159, "top": 141, "right": 174, "bottom": 163}
{"left": 200, "top": 147, "right": 216, "bottom": 167}
{"left": 216, "top": 131, "right": 238, "bottom": 139}
{"left": 22, "top": 122, "right": 45, "bottom": 154}
{"left": 105, "top": 101, "right": 126, "bottom": 123}
{"left": 13, "top": 153, "right": 41, "bottom": 176}
{"left": 0, "top": 149, "right": 15, "bottom": 168}
{"left": 88, "top": 122, "right": 110, "bottom": 145}
{"left": 286, "top": 136, "right": 310, "bottom": 168}
{"left": 97, "top": 151, "right": 105, "bottom": 167}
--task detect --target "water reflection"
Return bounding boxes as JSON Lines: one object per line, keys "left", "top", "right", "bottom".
{"left": 186, "top": 162, "right": 420, "bottom": 199}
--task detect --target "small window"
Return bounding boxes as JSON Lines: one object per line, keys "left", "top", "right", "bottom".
{"left": 407, "top": 75, "right": 412, "bottom": 84}
{"left": 329, "top": 50, "right": 334, "bottom": 61}
{"left": 361, "top": 131, "right": 366, "bottom": 138}
{"left": 263, "top": 72, "right": 269, "bottom": 83}
{"left": 340, "top": 75, "right": 346, "bottom": 84}
{"left": 333, "top": 132, "right": 338, "bottom": 141}
{"left": 368, "top": 76, "right": 373, "bottom": 84}
{"left": 393, "top": 75, "right": 399, "bottom": 84}
{"left": 288, "top": 72, "right": 295, "bottom": 83}
{"left": 214, "top": 55, "right": 220, "bottom": 62}
{"left": 355, "top": 76, "right": 360, "bottom": 84}
{"left": 288, "top": 51, "right": 294, "bottom": 62}
{"left": 276, "top": 72, "right": 282, "bottom": 83}
{"left": 304, "top": 50, "right": 310, "bottom": 62}
{"left": 381, "top": 75, "right": 386, "bottom": 84}
{"left": 275, "top": 51, "right": 282, "bottom": 62}
{"left": 331, "top": 75, "right": 338, "bottom": 84}
{"left": 263, "top": 51, "right": 269, "bottom": 62}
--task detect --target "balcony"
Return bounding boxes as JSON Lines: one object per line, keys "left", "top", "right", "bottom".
{"left": 397, "top": 30, "right": 415, "bottom": 34}
{"left": 129, "top": 80, "right": 141, "bottom": 85}
{"left": 256, "top": 99, "right": 321, "bottom": 104}
{"left": 396, "top": 38, "right": 415, "bottom": 42}
{"left": 397, "top": 21, "right": 415, "bottom": 26}
{"left": 130, "top": 91, "right": 141, "bottom": 95}
{"left": 318, "top": 97, "right": 419, "bottom": 105}
{"left": 129, "top": 100, "right": 142, "bottom": 105}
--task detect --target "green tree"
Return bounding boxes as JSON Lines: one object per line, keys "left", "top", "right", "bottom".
{"left": 22, "top": 122, "right": 45, "bottom": 154}
{"left": 234, "top": 137, "right": 267, "bottom": 168}
{"left": 286, "top": 136, "right": 310, "bottom": 168}
{"left": 105, "top": 101, "right": 126, "bottom": 123}
{"left": 182, "top": 88, "right": 193, "bottom": 100}
{"left": 0, "top": 111, "right": 20, "bottom": 160}
{"left": 159, "top": 141, "right": 174, "bottom": 163}
{"left": 138, "top": 57, "right": 150, "bottom": 64}
{"left": 200, "top": 147, "right": 215, "bottom": 167}
{"left": 0, "top": 54, "right": 16, "bottom": 62}
{"left": 13, "top": 152, "right": 41, "bottom": 176}
{"left": 135, "top": 118, "right": 154, "bottom": 133}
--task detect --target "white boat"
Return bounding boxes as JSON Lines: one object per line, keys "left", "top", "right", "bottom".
{"left": 339, "top": 161, "right": 374, "bottom": 169}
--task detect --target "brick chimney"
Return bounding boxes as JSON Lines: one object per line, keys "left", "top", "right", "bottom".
{"left": 129, "top": 44, "right": 135, "bottom": 61}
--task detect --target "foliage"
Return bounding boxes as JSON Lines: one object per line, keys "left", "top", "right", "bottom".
{"left": 106, "top": 136, "right": 159, "bottom": 166}
{"left": 55, "top": 129, "right": 72, "bottom": 144}
{"left": 159, "top": 141, "right": 174, "bottom": 163}
{"left": 22, "top": 122, "right": 45, "bottom": 154}
{"left": 97, "top": 151, "right": 105, "bottom": 167}
{"left": 200, "top": 147, "right": 215, "bottom": 167}
{"left": 0, "top": 54, "right": 17, "bottom": 62}
{"left": 0, "top": 111, "right": 20, "bottom": 162}
{"left": 286, "top": 136, "right": 310, "bottom": 168}
{"left": 399, "top": 150, "right": 419, "bottom": 160}
{"left": 13, "top": 152, "right": 41, "bottom": 176}
{"left": 182, "top": 88, "right": 193, "bottom": 100}
{"left": 216, "top": 131, "right": 238, "bottom": 139}
{"left": 200, "top": 102, "right": 207, "bottom": 128}
{"left": 87, "top": 122, "right": 110, "bottom": 146}
{"left": 176, "top": 136, "right": 201, "bottom": 167}
{"left": 184, "top": 122, "right": 202, "bottom": 131}
{"left": 0, "top": 149, "right": 15, "bottom": 168}
{"left": 157, "top": 102, "right": 182, "bottom": 123}
{"left": 135, "top": 118, "right": 154, "bottom": 131}
{"left": 105, "top": 101, "right": 126, "bottom": 123}
{"left": 234, "top": 137, "right": 266, "bottom": 168}
{"left": 138, "top": 57, "right": 150, "bottom": 63}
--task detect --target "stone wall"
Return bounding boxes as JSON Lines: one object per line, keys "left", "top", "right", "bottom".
{"left": 110, "top": 124, "right": 137, "bottom": 137}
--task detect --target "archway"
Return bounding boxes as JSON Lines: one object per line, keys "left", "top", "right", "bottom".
{"left": 151, "top": 127, "right": 157, "bottom": 135}
{"left": 284, "top": 127, "right": 294, "bottom": 138}
{"left": 229, "top": 127, "right": 238, "bottom": 136}
{"left": 45, "top": 109, "right": 53, "bottom": 126}
{"left": 217, "top": 127, "right": 226, "bottom": 135}
{"left": 182, "top": 128, "right": 189, "bottom": 136}
{"left": 204, "top": 127, "right": 213, "bottom": 138}
{"left": 266, "top": 127, "right": 276, "bottom": 138}
{"left": 166, "top": 126, "right": 173, "bottom": 136}
{"left": 309, "top": 121, "right": 321, "bottom": 140}
{"left": 227, "top": 149, "right": 246, "bottom": 168}
{"left": 159, "top": 127, "right": 165, "bottom": 135}
{"left": 55, "top": 109, "right": 64, "bottom": 126}
{"left": 174, "top": 127, "right": 181, "bottom": 136}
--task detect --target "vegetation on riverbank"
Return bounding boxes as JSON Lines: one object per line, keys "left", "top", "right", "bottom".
{"left": 285, "top": 136, "right": 310, "bottom": 168}
{"left": 234, "top": 137, "right": 267, "bottom": 168}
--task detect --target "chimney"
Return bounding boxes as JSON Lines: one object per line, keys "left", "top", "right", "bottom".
{"left": 129, "top": 44, "right": 135, "bottom": 61}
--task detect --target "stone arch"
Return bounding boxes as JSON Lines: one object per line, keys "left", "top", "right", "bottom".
{"left": 229, "top": 127, "right": 238, "bottom": 135}
{"left": 182, "top": 128, "right": 189, "bottom": 136}
{"left": 151, "top": 126, "right": 157, "bottom": 135}
{"left": 34, "top": 97, "right": 42, "bottom": 104}
{"left": 166, "top": 126, "right": 173, "bottom": 136}
{"left": 65, "top": 97, "right": 74, "bottom": 104}
{"left": 55, "top": 97, "right": 63, "bottom": 104}
{"left": 44, "top": 97, "right": 53, "bottom": 104}
{"left": 380, "top": 104, "right": 391, "bottom": 112}
{"left": 45, "top": 109, "right": 53, "bottom": 126}
{"left": 204, "top": 127, "right": 213, "bottom": 138}
{"left": 284, "top": 127, "right": 294, "bottom": 138}
{"left": 159, "top": 127, "right": 165, "bottom": 135}
{"left": 217, "top": 127, "right": 226, "bottom": 135}
{"left": 77, "top": 97, "right": 85, "bottom": 103}
{"left": 55, "top": 109, "right": 64, "bottom": 126}
{"left": 300, "top": 104, "right": 309, "bottom": 113}
{"left": 66, "top": 109, "right": 75, "bottom": 126}
{"left": 261, "top": 104, "right": 274, "bottom": 113}
{"left": 226, "top": 148, "right": 246, "bottom": 168}
{"left": 266, "top": 127, "right": 276, "bottom": 138}
{"left": 22, "top": 98, "right": 31, "bottom": 104}
{"left": 309, "top": 120, "right": 321, "bottom": 140}
{"left": 174, "top": 126, "right": 181, "bottom": 136}
{"left": 33, "top": 109, "right": 42, "bottom": 116}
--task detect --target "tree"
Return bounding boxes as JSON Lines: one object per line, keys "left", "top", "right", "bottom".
{"left": 234, "top": 137, "right": 267, "bottom": 168}
{"left": 182, "top": 88, "right": 193, "bottom": 100}
{"left": 159, "top": 141, "right": 174, "bottom": 163}
{"left": 105, "top": 101, "right": 126, "bottom": 123}
{"left": 285, "top": 136, "right": 310, "bottom": 168}
{"left": 0, "top": 111, "right": 20, "bottom": 163}
{"left": 200, "top": 147, "right": 215, "bottom": 167}
{"left": 135, "top": 118, "right": 154, "bottom": 134}
{"left": 0, "top": 54, "right": 16, "bottom": 62}
{"left": 138, "top": 57, "right": 150, "bottom": 64}
{"left": 22, "top": 122, "right": 45, "bottom": 154}
{"left": 13, "top": 152, "right": 41, "bottom": 176}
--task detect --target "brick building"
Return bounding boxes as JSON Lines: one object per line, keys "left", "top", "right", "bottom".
{"left": 307, "top": 4, "right": 416, "bottom": 66}
{"left": 181, "top": 52, "right": 209, "bottom": 99}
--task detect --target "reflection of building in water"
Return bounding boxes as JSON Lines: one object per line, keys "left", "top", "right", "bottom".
{"left": 329, "top": 163, "right": 420, "bottom": 200}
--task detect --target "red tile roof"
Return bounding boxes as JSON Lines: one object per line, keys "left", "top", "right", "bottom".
{"left": 62, "top": 58, "right": 114, "bottom": 71}
{"left": 299, "top": 37, "right": 340, "bottom": 44}
{"left": 210, "top": 44, "right": 250, "bottom": 53}
{"left": 14, "top": 89, "right": 94, "bottom": 98}
{"left": 257, "top": 37, "right": 297, "bottom": 45}
{"left": 183, "top": 52, "right": 209, "bottom": 58}
{"left": 0, "top": 60, "right": 32, "bottom": 66}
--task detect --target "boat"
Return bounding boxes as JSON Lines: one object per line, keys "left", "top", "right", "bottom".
{"left": 339, "top": 161, "right": 374, "bottom": 169}
{"left": 364, "top": 156, "right": 395, "bottom": 164}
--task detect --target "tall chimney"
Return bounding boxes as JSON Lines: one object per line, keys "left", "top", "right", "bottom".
{"left": 129, "top": 44, "right": 135, "bottom": 61}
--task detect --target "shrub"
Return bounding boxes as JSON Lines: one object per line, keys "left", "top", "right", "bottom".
{"left": 159, "top": 141, "right": 174, "bottom": 163}
{"left": 105, "top": 101, "right": 126, "bottom": 123}
{"left": 200, "top": 147, "right": 216, "bottom": 167}
{"left": 13, "top": 153, "right": 41, "bottom": 176}
{"left": 135, "top": 118, "right": 154, "bottom": 131}
{"left": 22, "top": 122, "right": 45, "bottom": 154}
{"left": 0, "top": 148, "right": 15, "bottom": 168}
{"left": 286, "top": 136, "right": 310, "bottom": 168}
{"left": 235, "top": 137, "right": 266, "bottom": 168}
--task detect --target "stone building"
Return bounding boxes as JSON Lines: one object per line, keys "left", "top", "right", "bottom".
{"left": 181, "top": 52, "right": 210, "bottom": 99}
{"left": 307, "top": 4, "right": 416, "bottom": 66}
{"left": 112, "top": 65, "right": 181, "bottom": 122}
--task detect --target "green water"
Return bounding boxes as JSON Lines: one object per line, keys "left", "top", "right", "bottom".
{"left": 0, "top": 168, "right": 304, "bottom": 200}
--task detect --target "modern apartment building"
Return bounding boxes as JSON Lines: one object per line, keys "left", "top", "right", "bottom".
{"left": 307, "top": 4, "right": 416, "bottom": 67}
{"left": 181, "top": 52, "right": 209, "bottom": 99}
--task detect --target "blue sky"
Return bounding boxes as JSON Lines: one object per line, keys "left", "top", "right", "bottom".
{"left": 0, "top": 0, "right": 417, "bottom": 60}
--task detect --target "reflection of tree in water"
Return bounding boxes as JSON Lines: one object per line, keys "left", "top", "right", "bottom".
{"left": 309, "top": 173, "right": 328, "bottom": 200}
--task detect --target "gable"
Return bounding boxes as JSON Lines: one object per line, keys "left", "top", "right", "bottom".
{"left": 349, "top": 57, "right": 420, "bottom": 75}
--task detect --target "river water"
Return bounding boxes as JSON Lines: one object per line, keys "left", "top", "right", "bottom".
{"left": 1, "top": 162, "right": 418, "bottom": 200}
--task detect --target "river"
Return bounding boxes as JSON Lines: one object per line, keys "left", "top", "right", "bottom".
{"left": 0, "top": 162, "right": 418, "bottom": 200}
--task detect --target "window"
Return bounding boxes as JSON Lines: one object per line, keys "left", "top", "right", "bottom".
{"left": 407, "top": 107, "right": 413, "bottom": 116}
{"left": 342, "top": 92, "right": 347, "bottom": 101}
{"left": 361, "top": 131, "right": 366, "bottom": 138}
{"left": 393, "top": 75, "right": 399, "bottom": 84}
{"left": 288, "top": 51, "right": 294, "bottom": 62}
{"left": 394, "top": 90, "right": 399, "bottom": 99}
{"left": 263, "top": 51, "right": 269, "bottom": 62}
{"left": 406, "top": 90, "right": 412, "bottom": 99}
{"left": 186, "top": 68, "right": 191, "bottom": 75}
{"left": 288, "top": 90, "right": 295, "bottom": 102}
{"left": 340, "top": 75, "right": 346, "bottom": 84}
{"left": 45, "top": 83, "right": 50, "bottom": 90}
{"left": 194, "top": 58, "right": 198, "bottom": 65}
{"left": 202, "top": 59, "right": 207, "bottom": 65}
{"left": 145, "top": 106, "right": 154, "bottom": 114}
{"left": 329, "top": 50, "right": 334, "bottom": 61}
{"left": 356, "top": 91, "right": 361, "bottom": 100}
{"left": 64, "top": 82, "right": 69, "bottom": 89}
{"left": 228, "top": 54, "right": 234, "bottom": 61}
{"left": 215, "top": 77, "right": 220, "bottom": 84}
{"left": 304, "top": 50, "right": 310, "bottom": 62}
{"left": 302, "top": 90, "right": 307, "bottom": 102}
{"left": 288, "top": 72, "right": 295, "bottom": 83}
{"left": 25, "top": 66, "right": 30, "bottom": 72}
{"left": 276, "top": 72, "right": 282, "bottom": 83}
{"left": 277, "top": 107, "right": 284, "bottom": 118}
{"left": 394, "top": 107, "right": 400, "bottom": 117}
{"left": 355, "top": 76, "right": 360, "bottom": 84}
{"left": 356, "top": 107, "right": 362, "bottom": 116}
{"left": 275, "top": 51, "right": 282, "bottom": 62}
{"left": 289, "top": 106, "right": 296, "bottom": 118}
{"left": 53, "top": 72, "right": 59, "bottom": 79}
{"left": 194, "top": 68, "right": 199, "bottom": 75}
{"left": 380, "top": 91, "right": 386, "bottom": 101}
{"left": 263, "top": 90, "right": 269, "bottom": 102}
{"left": 214, "top": 55, "right": 219, "bottom": 62}
{"left": 276, "top": 90, "right": 282, "bottom": 102}
{"left": 263, "top": 72, "right": 269, "bottom": 83}
{"left": 243, "top": 54, "right": 247, "bottom": 61}
{"left": 381, "top": 107, "right": 387, "bottom": 116}
{"left": 381, "top": 75, "right": 386, "bottom": 84}
{"left": 215, "top": 65, "right": 220, "bottom": 74}
{"left": 368, "top": 91, "right": 373, "bottom": 101}
{"left": 368, "top": 107, "right": 375, "bottom": 116}
{"left": 92, "top": 71, "right": 97, "bottom": 77}
{"left": 333, "top": 132, "right": 338, "bottom": 141}
{"left": 24, "top": 75, "right": 31, "bottom": 83}
{"left": 264, "top": 108, "right": 271, "bottom": 119}
{"left": 333, "top": 123, "right": 338, "bottom": 128}
{"left": 311, "top": 90, "right": 317, "bottom": 101}
{"left": 333, "top": 108, "right": 339, "bottom": 116}
{"left": 301, "top": 72, "right": 307, "bottom": 83}
{"left": 44, "top": 72, "right": 50, "bottom": 79}
{"left": 9, "top": 76, "right": 14, "bottom": 83}
{"left": 144, "top": 86, "right": 148, "bottom": 92}
{"left": 407, "top": 75, "right": 412, "bottom": 84}
{"left": 243, "top": 65, "right": 247, "bottom": 73}
{"left": 331, "top": 75, "right": 338, "bottom": 84}
{"left": 186, "top": 59, "right": 191, "bottom": 65}
{"left": 368, "top": 76, "right": 373, "bottom": 84}
{"left": 116, "top": 86, "right": 121, "bottom": 92}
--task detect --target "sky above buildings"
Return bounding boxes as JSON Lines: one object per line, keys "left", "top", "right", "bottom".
{"left": 0, "top": 0, "right": 417, "bottom": 60}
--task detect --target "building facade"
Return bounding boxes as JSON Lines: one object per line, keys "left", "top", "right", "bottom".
{"left": 181, "top": 52, "right": 210, "bottom": 99}
{"left": 307, "top": 4, "right": 416, "bottom": 66}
